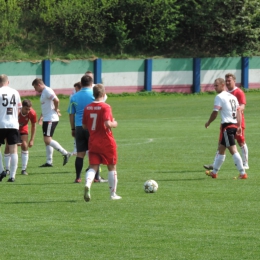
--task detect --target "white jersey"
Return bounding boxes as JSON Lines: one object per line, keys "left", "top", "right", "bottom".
{"left": 213, "top": 91, "right": 239, "bottom": 124}
{"left": 40, "top": 87, "right": 59, "bottom": 121}
{"left": 0, "top": 86, "right": 22, "bottom": 129}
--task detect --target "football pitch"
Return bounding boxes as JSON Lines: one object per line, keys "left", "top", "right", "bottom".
{"left": 0, "top": 92, "right": 259, "bottom": 259}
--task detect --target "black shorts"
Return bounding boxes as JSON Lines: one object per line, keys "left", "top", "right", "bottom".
{"left": 0, "top": 129, "right": 21, "bottom": 145}
{"left": 75, "top": 126, "right": 89, "bottom": 152}
{"left": 220, "top": 127, "right": 237, "bottom": 147}
{"left": 42, "top": 121, "right": 58, "bottom": 137}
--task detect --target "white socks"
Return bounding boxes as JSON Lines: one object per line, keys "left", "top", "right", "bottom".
{"left": 4, "top": 153, "right": 10, "bottom": 170}
{"left": 0, "top": 152, "right": 3, "bottom": 172}
{"left": 46, "top": 145, "right": 53, "bottom": 164}
{"left": 213, "top": 154, "right": 226, "bottom": 173}
{"left": 10, "top": 153, "right": 18, "bottom": 179}
{"left": 49, "top": 140, "right": 68, "bottom": 156}
{"left": 232, "top": 152, "right": 245, "bottom": 174}
{"left": 85, "top": 168, "right": 96, "bottom": 188}
{"left": 212, "top": 150, "right": 219, "bottom": 165}
{"left": 21, "top": 150, "right": 29, "bottom": 171}
{"left": 240, "top": 143, "right": 249, "bottom": 166}
{"left": 215, "top": 143, "right": 249, "bottom": 168}
{"left": 5, "top": 151, "right": 28, "bottom": 173}
{"left": 85, "top": 169, "right": 120, "bottom": 199}
{"left": 108, "top": 171, "right": 118, "bottom": 196}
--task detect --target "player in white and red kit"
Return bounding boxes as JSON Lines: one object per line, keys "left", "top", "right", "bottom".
{"left": 4, "top": 99, "right": 37, "bottom": 175}
{"left": 204, "top": 78, "right": 247, "bottom": 179}
{"left": 82, "top": 84, "right": 121, "bottom": 201}
{"left": 226, "top": 73, "right": 248, "bottom": 168}
{"left": 203, "top": 73, "right": 249, "bottom": 170}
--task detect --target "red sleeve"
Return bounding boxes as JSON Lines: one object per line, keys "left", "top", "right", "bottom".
{"left": 235, "top": 89, "right": 246, "bottom": 105}
{"left": 29, "top": 109, "right": 37, "bottom": 123}
{"left": 103, "top": 105, "right": 112, "bottom": 122}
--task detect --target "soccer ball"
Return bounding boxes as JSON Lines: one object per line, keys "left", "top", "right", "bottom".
{"left": 144, "top": 180, "right": 158, "bottom": 193}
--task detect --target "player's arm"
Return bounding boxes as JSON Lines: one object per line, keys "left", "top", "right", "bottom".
{"left": 205, "top": 111, "right": 218, "bottom": 128}
{"left": 236, "top": 107, "right": 242, "bottom": 135}
{"left": 105, "top": 119, "right": 118, "bottom": 129}
{"left": 53, "top": 97, "right": 61, "bottom": 116}
{"left": 28, "top": 122, "right": 36, "bottom": 147}
{"left": 69, "top": 114, "right": 76, "bottom": 137}
{"left": 239, "top": 103, "right": 245, "bottom": 113}
{"left": 237, "top": 91, "right": 246, "bottom": 113}
{"left": 38, "top": 113, "right": 43, "bottom": 125}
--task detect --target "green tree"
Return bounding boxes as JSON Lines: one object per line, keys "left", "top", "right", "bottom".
{"left": 103, "top": 0, "right": 181, "bottom": 53}
{"left": 176, "top": 0, "right": 260, "bottom": 56}
{"left": 0, "top": 0, "right": 21, "bottom": 46}
{"left": 29, "top": 0, "right": 108, "bottom": 52}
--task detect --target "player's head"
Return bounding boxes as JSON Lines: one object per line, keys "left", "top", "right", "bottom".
{"left": 85, "top": 70, "right": 94, "bottom": 80}
{"left": 0, "top": 74, "right": 9, "bottom": 87}
{"left": 81, "top": 75, "right": 93, "bottom": 87}
{"left": 93, "top": 84, "right": 105, "bottom": 99}
{"left": 74, "top": 82, "right": 82, "bottom": 93}
{"left": 22, "top": 99, "right": 32, "bottom": 115}
{"left": 214, "top": 78, "right": 225, "bottom": 93}
{"left": 32, "top": 78, "right": 45, "bottom": 93}
{"left": 225, "top": 73, "right": 236, "bottom": 91}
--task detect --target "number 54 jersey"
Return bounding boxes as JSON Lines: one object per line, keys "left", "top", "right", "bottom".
{"left": 0, "top": 86, "right": 22, "bottom": 129}
{"left": 82, "top": 101, "right": 117, "bottom": 153}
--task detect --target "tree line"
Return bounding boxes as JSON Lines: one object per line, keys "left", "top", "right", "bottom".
{"left": 1, "top": 0, "right": 260, "bottom": 59}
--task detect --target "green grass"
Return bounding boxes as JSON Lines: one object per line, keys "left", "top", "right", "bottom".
{"left": 0, "top": 93, "right": 260, "bottom": 260}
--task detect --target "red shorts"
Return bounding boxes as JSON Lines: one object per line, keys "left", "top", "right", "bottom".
{"left": 19, "top": 125, "right": 29, "bottom": 135}
{"left": 89, "top": 150, "right": 117, "bottom": 165}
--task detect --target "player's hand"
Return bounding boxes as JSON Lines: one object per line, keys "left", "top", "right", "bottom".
{"left": 38, "top": 118, "right": 43, "bottom": 125}
{"left": 205, "top": 121, "right": 210, "bottom": 128}
{"left": 28, "top": 140, "right": 34, "bottom": 148}
{"left": 113, "top": 120, "right": 118, "bottom": 128}
{"left": 236, "top": 127, "right": 242, "bottom": 136}
{"left": 56, "top": 109, "right": 62, "bottom": 116}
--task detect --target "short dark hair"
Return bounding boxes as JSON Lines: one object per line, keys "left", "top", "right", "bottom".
{"left": 32, "top": 78, "right": 44, "bottom": 86}
{"left": 74, "top": 82, "right": 82, "bottom": 89}
{"left": 22, "top": 99, "right": 32, "bottom": 107}
{"left": 81, "top": 75, "right": 93, "bottom": 87}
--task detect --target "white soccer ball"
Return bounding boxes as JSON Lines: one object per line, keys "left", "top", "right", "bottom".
{"left": 144, "top": 180, "right": 158, "bottom": 193}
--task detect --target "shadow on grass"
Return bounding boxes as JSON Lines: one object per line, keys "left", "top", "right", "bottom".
{"left": 28, "top": 171, "right": 73, "bottom": 175}
{"left": 156, "top": 178, "right": 206, "bottom": 181}
{"left": 156, "top": 170, "right": 201, "bottom": 173}
{"left": 5, "top": 182, "right": 74, "bottom": 186}
{"left": 1, "top": 200, "right": 78, "bottom": 204}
